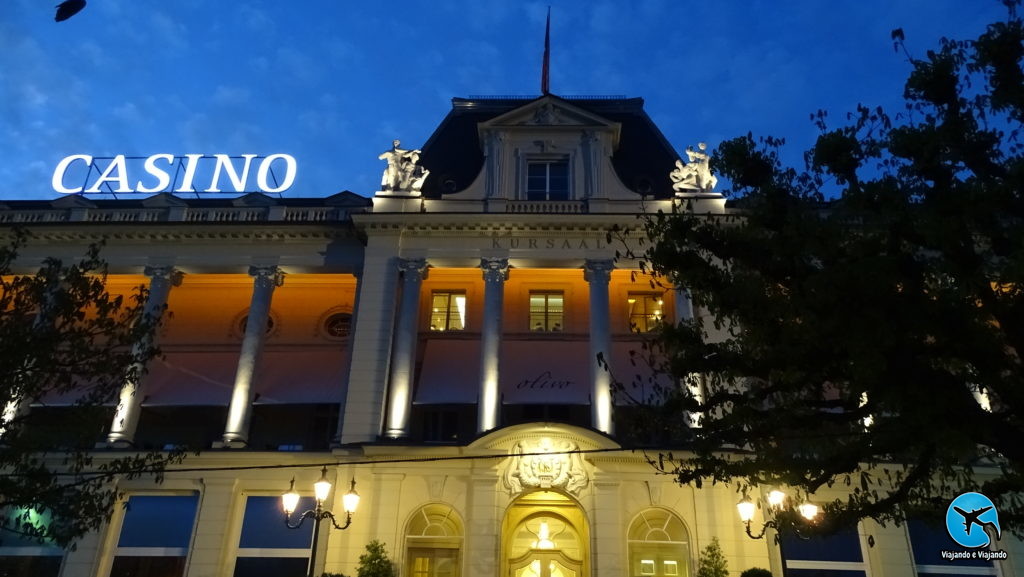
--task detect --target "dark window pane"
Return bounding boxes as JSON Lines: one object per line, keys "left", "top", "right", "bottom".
{"left": 908, "top": 519, "right": 993, "bottom": 568}
{"left": 781, "top": 526, "right": 862, "bottom": 563}
{"left": 118, "top": 495, "right": 199, "bottom": 548}
{"left": 110, "top": 556, "right": 186, "bottom": 577}
{"left": 238, "top": 496, "right": 314, "bottom": 549}
{"left": 784, "top": 571, "right": 865, "bottom": 577}
{"left": 0, "top": 556, "right": 61, "bottom": 577}
{"left": 233, "top": 557, "right": 309, "bottom": 577}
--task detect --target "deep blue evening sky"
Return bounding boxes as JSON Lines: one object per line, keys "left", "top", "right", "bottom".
{"left": 0, "top": 0, "right": 1009, "bottom": 200}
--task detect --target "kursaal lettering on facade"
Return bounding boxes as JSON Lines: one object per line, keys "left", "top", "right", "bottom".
{"left": 52, "top": 153, "right": 297, "bottom": 194}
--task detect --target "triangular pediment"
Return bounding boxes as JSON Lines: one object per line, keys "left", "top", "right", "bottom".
{"left": 51, "top": 195, "right": 97, "bottom": 209}
{"left": 325, "top": 190, "right": 373, "bottom": 208}
{"left": 481, "top": 95, "right": 618, "bottom": 129}
{"left": 231, "top": 192, "right": 277, "bottom": 207}
{"left": 141, "top": 192, "right": 188, "bottom": 208}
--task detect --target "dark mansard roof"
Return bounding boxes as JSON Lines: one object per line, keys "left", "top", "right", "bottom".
{"left": 417, "top": 95, "right": 682, "bottom": 199}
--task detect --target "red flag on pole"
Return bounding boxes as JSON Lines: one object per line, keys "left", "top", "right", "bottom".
{"left": 541, "top": 7, "right": 551, "bottom": 94}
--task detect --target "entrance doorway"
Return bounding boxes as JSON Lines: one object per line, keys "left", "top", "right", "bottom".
{"left": 502, "top": 491, "right": 589, "bottom": 577}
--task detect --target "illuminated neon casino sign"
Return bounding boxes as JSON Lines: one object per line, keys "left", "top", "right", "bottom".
{"left": 52, "top": 154, "right": 297, "bottom": 194}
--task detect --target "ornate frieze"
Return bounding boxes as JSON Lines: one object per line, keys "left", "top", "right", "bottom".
{"left": 502, "top": 438, "right": 589, "bottom": 496}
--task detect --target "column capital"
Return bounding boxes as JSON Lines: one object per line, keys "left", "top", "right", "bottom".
{"left": 143, "top": 265, "right": 184, "bottom": 286}
{"left": 398, "top": 258, "right": 430, "bottom": 282}
{"left": 583, "top": 259, "right": 614, "bottom": 284}
{"left": 480, "top": 258, "right": 509, "bottom": 283}
{"left": 248, "top": 265, "right": 284, "bottom": 288}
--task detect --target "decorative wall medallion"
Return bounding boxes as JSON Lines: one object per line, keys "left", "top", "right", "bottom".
{"left": 503, "top": 438, "right": 589, "bottom": 496}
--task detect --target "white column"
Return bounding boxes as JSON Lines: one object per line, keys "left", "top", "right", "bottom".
{"left": 183, "top": 478, "right": 238, "bottom": 577}
{"left": 466, "top": 475, "right": 500, "bottom": 576}
{"left": 332, "top": 272, "right": 361, "bottom": 445}
{"left": 340, "top": 244, "right": 402, "bottom": 444}
{"left": 674, "top": 287, "right": 704, "bottom": 428}
{"left": 478, "top": 258, "right": 508, "bottom": 433}
{"left": 384, "top": 258, "right": 428, "bottom": 438}
{"left": 674, "top": 287, "right": 694, "bottom": 322}
{"left": 0, "top": 280, "right": 62, "bottom": 439}
{"left": 221, "top": 265, "right": 283, "bottom": 446}
{"left": 591, "top": 479, "right": 624, "bottom": 577}
{"left": 106, "top": 265, "right": 182, "bottom": 446}
{"left": 585, "top": 259, "right": 614, "bottom": 434}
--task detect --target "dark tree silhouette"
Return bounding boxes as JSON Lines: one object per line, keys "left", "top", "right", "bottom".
{"left": 55, "top": 0, "right": 86, "bottom": 22}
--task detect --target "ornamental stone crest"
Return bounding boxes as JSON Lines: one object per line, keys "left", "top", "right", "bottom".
{"left": 502, "top": 438, "right": 589, "bottom": 496}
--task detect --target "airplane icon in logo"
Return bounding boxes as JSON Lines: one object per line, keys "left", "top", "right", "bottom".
{"left": 953, "top": 506, "right": 996, "bottom": 536}
{"left": 946, "top": 493, "right": 1002, "bottom": 548}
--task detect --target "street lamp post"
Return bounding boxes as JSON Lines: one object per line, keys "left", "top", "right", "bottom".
{"left": 737, "top": 489, "right": 818, "bottom": 539}
{"left": 282, "top": 467, "right": 361, "bottom": 577}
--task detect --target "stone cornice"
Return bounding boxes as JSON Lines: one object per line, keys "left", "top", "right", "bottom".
{"left": 0, "top": 222, "right": 358, "bottom": 243}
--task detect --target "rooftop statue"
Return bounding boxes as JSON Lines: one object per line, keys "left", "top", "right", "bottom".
{"left": 670, "top": 142, "right": 718, "bottom": 193}
{"left": 379, "top": 139, "right": 430, "bottom": 193}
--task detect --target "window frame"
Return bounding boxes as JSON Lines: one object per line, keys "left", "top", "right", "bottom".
{"left": 429, "top": 291, "right": 467, "bottom": 332}
{"left": 627, "top": 293, "right": 666, "bottom": 333}
{"left": 523, "top": 156, "right": 571, "bottom": 201}
{"left": 231, "top": 493, "right": 316, "bottom": 577}
{"left": 108, "top": 492, "right": 201, "bottom": 577}
{"left": 405, "top": 504, "right": 463, "bottom": 577}
{"left": 626, "top": 508, "right": 692, "bottom": 577}
{"left": 778, "top": 523, "right": 870, "bottom": 577}
{"left": 529, "top": 291, "right": 565, "bottom": 332}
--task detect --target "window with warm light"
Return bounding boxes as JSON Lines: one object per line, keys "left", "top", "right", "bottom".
{"left": 234, "top": 495, "right": 314, "bottom": 577}
{"left": 526, "top": 159, "right": 570, "bottom": 201}
{"left": 405, "top": 504, "right": 463, "bottom": 577}
{"left": 430, "top": 292, "right": 466, "bottom": 332}
{"left": 627, "top": 509, "right": 691, "bottom": 577}
{"left": 529, "top": 292, "right": 564, "bottom": 332}
{"left": 110, "top": 494, "right": 199, "bottom": 577}
{"left": 628, "top": 294, "right": 664, "bottom": 333}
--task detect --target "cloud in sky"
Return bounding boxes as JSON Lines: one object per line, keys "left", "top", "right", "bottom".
{"left": 0, "top": 0, "right": 1010, "bottom": 199}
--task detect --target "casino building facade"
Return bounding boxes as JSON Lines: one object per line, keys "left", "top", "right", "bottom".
{"left": 1, "top": 95, "right": 1018, "bottom": 577}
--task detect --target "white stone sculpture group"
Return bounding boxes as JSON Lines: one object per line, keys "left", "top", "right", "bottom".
{"left": 671, "top": 142, "right": 717, "bottom": 193}
{"left": 379, "top": 139, "right": 430, "bottom": 193}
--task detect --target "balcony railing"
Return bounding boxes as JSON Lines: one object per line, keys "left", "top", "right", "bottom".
{"left": 504, "top": 200, "right": 587, "bottom": 214}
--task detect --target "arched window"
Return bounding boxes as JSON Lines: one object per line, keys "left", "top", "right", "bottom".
{"left": 627, "top": 509, "right": 691, "bottom": 577}
{"left": 406, "top": 504, "right": 463, "bottom": 577}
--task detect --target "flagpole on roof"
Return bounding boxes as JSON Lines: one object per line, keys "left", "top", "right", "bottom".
{"left": 541, "top": 7, "right": 551, "bottom": 95}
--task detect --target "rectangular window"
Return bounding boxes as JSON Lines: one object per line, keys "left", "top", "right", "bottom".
{"left": 430, "top": 292, "right": 466, "bottom": 332}
{"left": 907, "top": 519, "right": 997, "bottom": 576}
{"left": 628, "top": 294, "right": 664, "bottom": 332}
{"left": 529, "top": 292, "right": 564, "bottom": 332}
{"left": 780, "top": 526, "right": 867, "bottom": 577}
{"left": 110, "top": 494, "right": 199, "bottom": 577}
{"left": 0, "top": 508, "right": 63, "bottom": 577}
{"left": 526, "top": 160, "right": 569, "bottom": 201}
{"left": 234, "top": 495, "right": 315, "bottom": 577}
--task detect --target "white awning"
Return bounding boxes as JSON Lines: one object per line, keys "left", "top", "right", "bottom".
{"left": 500, "top": 340, "right": 590, "bottom": 404}
{"left": 414, "top": 338, "right": 594, "bottom": 405}
{"left": 415, "top": 339, "right": 480, "bottom": 404}
{"left": 141, "top": 347, "right": 349, "bottom": 406}
{"left": 252, "top": 349, "right": 349, "bottom": 404}
{"left": 142, "top": 351, "right": 239, "bottom": 406}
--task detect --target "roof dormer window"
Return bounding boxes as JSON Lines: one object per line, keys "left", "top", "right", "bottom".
{"left": 526, "top": 158, "right": 569, "bottom": 200}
